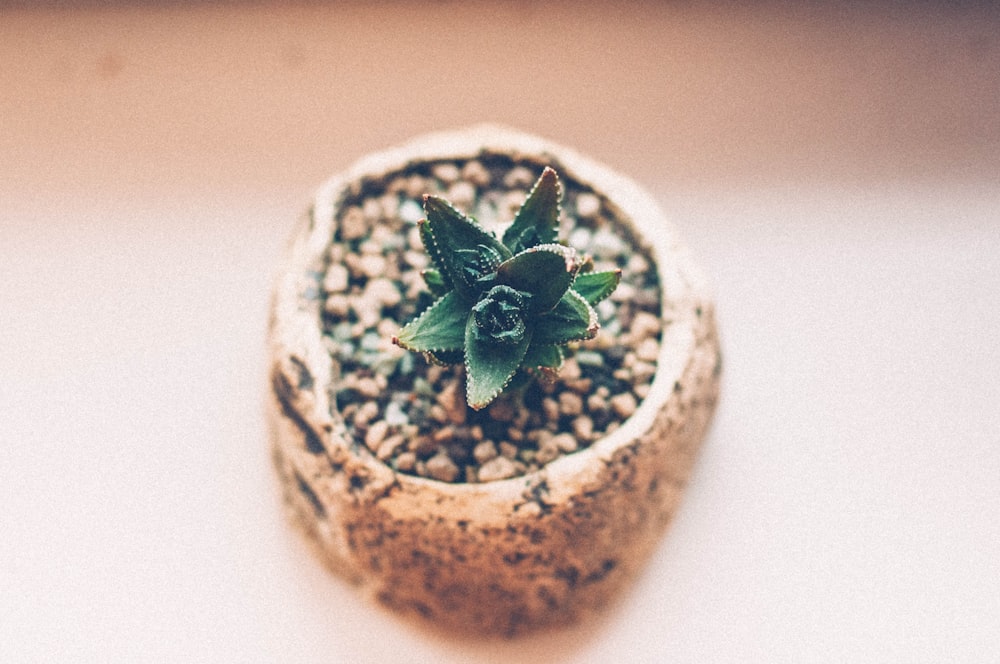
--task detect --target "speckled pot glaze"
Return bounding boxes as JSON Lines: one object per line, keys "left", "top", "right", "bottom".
{"left": 267, "top": 125, "right": 720, "bottom": 636}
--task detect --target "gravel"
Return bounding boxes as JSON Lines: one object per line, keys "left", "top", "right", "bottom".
{"left": 320, "top": 155, "right": 663, "bottom": 483}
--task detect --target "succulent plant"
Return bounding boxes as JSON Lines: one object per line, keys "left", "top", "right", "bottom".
{"left": 392, "top": 167, "right": 621, "bottom": 410}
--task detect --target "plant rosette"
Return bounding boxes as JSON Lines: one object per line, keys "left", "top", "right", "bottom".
{"left": 268, "top": 125, "right": 720, "bottom": 636}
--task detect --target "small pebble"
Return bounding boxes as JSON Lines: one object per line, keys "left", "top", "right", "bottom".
{"left": 376, "top": 434, "right": 406, "bottom": 461}
{"left": 359, "top": 254, "right": 387, "bottom": 279}
{"left": 365, "top": 278, "right": 402, "bottom": 308}
{"left": 609, "top": 392, "right": 638, "bottom": 419}
{"left": 631, "top": 311, "right": 662, "bottom": 339}
{"left": 632, "top": 361, "right": 657, "bottom": 383}
{"left": 432, "top": 426, "right": 455, "bottom": 444}
{"left": 477, "top": 456, "right": 517, "bottom": 482}
{"left": 498, "top": 442, "right": 519, "bottom": 459}
{"left": 323, "top": 264, "right": 350, "bottom": 293}
{"left": 461, "top": 160, "right": 491, "bottom": 186}
{"left": 426, "top": 452, "right": 460, "bottom": 482}
{"left": 534, "top": 436, "right": 560, "bottom": 465}
{"left": 572, "top": 416, "right": 594, "bottom": 441}
{"left": 542, "top": 398, "right": 560, "bottom": 423}
{"left": 383, "top": 401, "right": 409, "bottom": 426}
{"left": 432, "top": 162, "right": 461, "bottom": 183}
{"left": 552, "top": 432, "right": 578, "bottom": 453}
{"left": 487, "top": 398, "right": 515, "bottom": 422}
{"left": 394, "top": 451, "right": 417, "bottom": 472}
{"left": 405, "top": 174, "right": 427, "bottom": 198}
{"left": 397, "top": 199, "right": 423, "bottom": 225}
{"left": 503, "top": 166, "right": 535, "bottom": 188}
{"left": 353, "top": 401, "right": 379, "bottom": 427}
{"left": 473, "top": 440, "right": 499, "bottom": 464}
{"left": 587, "top": 392, "right": 608, "bottom": 414}
{"left": 575, "top": 192, "right": 601, "bottom": 218}
{"left": 409, "top": 435, "right": 438, "bottom": 456}
{"left": 558, "top": 392, "right": 583, "bottom": 416}
{"left": 324, "top": 294, "right": 350, "bottom": 318}
{"left": 339, "top": 206, "right": 368, "bottom": 240}
{"left": 362, "top": 197, "right": 382, "bottom": 223}
{"left": 568, "top": 227, "right": 592, "bottom": 250}
{"left": 447, "top": 181, "right": 476, "bottom": 208}
{"left": 437, "top": 380, "right": 467, "bottom": 425}
{"left": 355, "top": 377, "right": 380, "bottom": 399}
{"left": 636, "top": 337, "right": 660, "bottom": 363}
{"left": 364, "top": 420, "right": 389, "bottom": 451}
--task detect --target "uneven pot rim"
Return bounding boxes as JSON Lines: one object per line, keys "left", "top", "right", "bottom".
{"left": 270, "top": 123, "right": 714, "bottom": 522}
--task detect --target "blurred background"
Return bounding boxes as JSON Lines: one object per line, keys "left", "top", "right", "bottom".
{"left": 2, "top": 2, "right": 998, "bottom": 662}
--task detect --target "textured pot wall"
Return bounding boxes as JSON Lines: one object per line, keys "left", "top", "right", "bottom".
{"left": 268, "top": 126, "right": 720, "bottom": 635}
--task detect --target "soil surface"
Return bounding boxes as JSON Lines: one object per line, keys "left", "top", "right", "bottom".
{"left": 320, "top": 154, "right": 662, "bottom": 483}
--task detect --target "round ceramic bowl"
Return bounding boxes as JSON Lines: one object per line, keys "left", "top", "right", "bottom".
{"left": 267, "top": 125, "right": 720, "bottom": 636}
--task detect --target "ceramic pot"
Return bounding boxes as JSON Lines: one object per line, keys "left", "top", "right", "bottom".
{"left": 268, "top": 125, "right": 720, "bottom": 636}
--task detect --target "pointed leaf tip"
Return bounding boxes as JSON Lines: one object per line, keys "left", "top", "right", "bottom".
{"left": 502, "top": 167, "right": 562, "bottom": 254}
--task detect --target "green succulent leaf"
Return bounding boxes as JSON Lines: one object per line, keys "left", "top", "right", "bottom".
{"left": 523, "top": 343, "right": 564, "bottom": 371}
{"left": 572, "top": 269, "right": 622, "bottom": 305}
{"left": 421, "top": 267, "right": 450, "bottom": 297}
{"left": 532, "top": 289, "right": 599, "bottom": 346}
{"left": 502, "top": 167, "right": 561, "bottom": 254}
{"left": 422, "top": 195, "right": 512, "bottom": 300}
{"left": 465, "top": 312, "right": 532, "bottom": 410}
{"left": 424, "top": 349, "right": 464, "bottom": 366}
{"left": 496, "top": 244, "right": 581, "bottom": 314}
{"left": 392, "top": 290, "right": 467, "bottom": 353}
{"left": 418, "top": 219, "right": 452, "bottom": 291}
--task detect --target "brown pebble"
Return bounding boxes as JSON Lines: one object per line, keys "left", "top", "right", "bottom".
{"left": 571, "top": 416, "right": 594, "bottom": 441}
{"left": 376, "top": 434, "right": 406, "bottom": 461}
{"left": 476, "top": 456, "right": 517, "bottom": 482}
{"left": 364, "top": 420, "right": 389, "bottom": 451}
{"left": 437, "top": 380, "right": 467, "bottom": 425}
{"left": 587, "top": 393, "right": 608, "bottom": 413}
{"left": 631, "top": 311, "right": 662, "bottom": 339}
{"left": 552, "top": 433, "right": 578, "bottom": 453}
{"left": 542, "top": 398, "right": 560, "bottom": 423}
{"left": 473, "top": 440, "right": 499, "bottom": 464}
{"left": 558, "top": 392, "right": 583, "bottom": 416}
{"left": 432, "top": 426, "right": 455, "bottom": 444}
{"left": 426, "top": 452, "right": 460, "bottom": 482}
{"left": 324, "top": 294, "right": 350, "bottom": 318}
{"left": 409, "top": 434, "right": 438, "bottom": 456}
{"left": 632, "top": 361, "right": 657, "bottom": 383}
{"left": 487, "top": 398, "right": 516, "bottom": 422}
{"left": 447, "top": 181, "right": 476, "bottom": 208}
{"left": 339, "top": 206, "right": 368, "bottom": 240}
{"left": 636, "top": 338, "right": 660, "bottom": 363}
{"left": 610, "top": 392, "right": 638, "bottom": 418}
{"left": 503, "top": 166, "right": 535, "bottom": 188}
{"left": 534, "top": 437, "right": 560, "bottom": 465}
{"left": 498, "top": 442, "right": 519, "bottom": 459}
{"left": 353, "top": 401, "right": 379, "bottom": 427}
{"left": 355, "top": 377, "right": 381, "bottom": 399}
{"left": 461, "top": 160, "right": 491, "bottom": 186}
{"left": 432, "top": 162, "right": 461, "bottom": 183}
{"left": 394, "top": 451, "right": 416, "bottom": 472}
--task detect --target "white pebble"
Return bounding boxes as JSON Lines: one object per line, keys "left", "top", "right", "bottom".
{"left": 323, "top": 264, "right": 350, "bottom": 293}
{"left": 575, "top": 192, "right": 601, "bottom": 218}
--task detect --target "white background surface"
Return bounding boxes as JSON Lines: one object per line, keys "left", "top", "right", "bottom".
{"left": 2, "top": 3, "right": 998, "bottom": 662}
